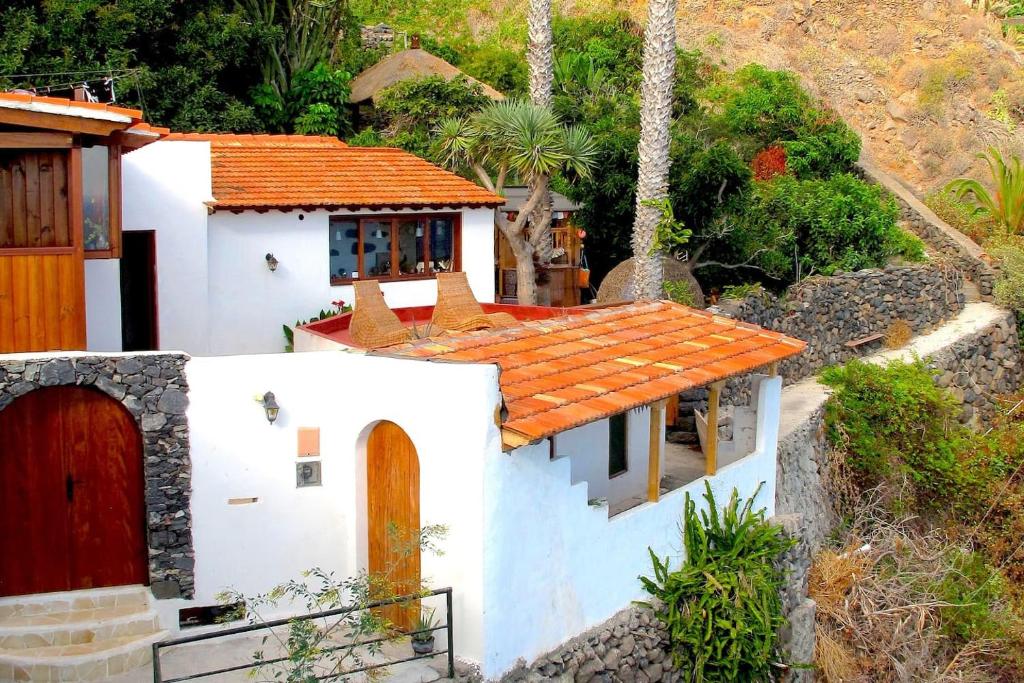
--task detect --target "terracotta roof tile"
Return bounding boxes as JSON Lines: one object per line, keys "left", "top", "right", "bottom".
{"left": 160, "top": 133, "right": 504, "bottom": 211}
{"left": 376, "top": 300, "right": 806, "bottom": 448}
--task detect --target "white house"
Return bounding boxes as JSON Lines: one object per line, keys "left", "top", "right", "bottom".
{"left": 0, "top": 297, "right": 806, "bottom": 681}
{"left": 83, "top": 133, "right": 503, "bottom": 356}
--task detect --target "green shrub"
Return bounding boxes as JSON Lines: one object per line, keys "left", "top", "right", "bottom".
{"left": 663, "top": 280, "right": 697, "bottom": 306}
{"left": 933, "top": 548, "right": 1017, "bottom": 644}
{"left": 989, "top": 235, "right": 1024, "bottom": 313}
{"left": 705, "top": 64, "right": 812, "bottom": 146}
{"left": 739, "top": 174, "right": 922, "bottom": 280}
{"left": 924, "top": 188, "right": 993, "bottom": 244}
{"left": 781, "top": 114, "right": 861, "bottom": 179}
{"left": 821, "top": 359, "right": 983, "bottom": 510}
{"left": 640, "top": 482, "right": 793, "bottom": 682}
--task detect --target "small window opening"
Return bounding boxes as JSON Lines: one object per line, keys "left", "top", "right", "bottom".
{"left": 608, "top": 413, "right": 628, "bottom": 477}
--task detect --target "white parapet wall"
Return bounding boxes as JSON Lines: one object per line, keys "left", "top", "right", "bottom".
{"left": 479, "top": 377, "right": 782, "bottom": 679}
{"left": 180, "top": 349, "right": 503, "bottom": 665}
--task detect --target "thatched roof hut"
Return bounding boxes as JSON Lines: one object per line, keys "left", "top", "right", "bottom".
{"left": 349, "top": 48, "right": 505, "bottom": 105}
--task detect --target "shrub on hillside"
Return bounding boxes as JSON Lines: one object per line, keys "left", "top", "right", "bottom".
{"left": 781, "top": 113, "right": 861, "bottom": 179}
{"left": 989, "top": 235, "right": 1024, "bottom": 313}
{"left": 640, "top": 483, "right": 793, "bottom": 682}
{"left": 737, "top": 174, "right": 923, "bottom": 280}
{"left": 925, "top": 187, "right": 993, "bottom": 244}
{"left": 751, "top": 145, "right": 787, "bottom": 181}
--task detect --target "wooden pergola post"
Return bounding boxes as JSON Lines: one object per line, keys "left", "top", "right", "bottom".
{"left": 647, "top": 399, "right": 666, "bottom": 502}
{"left": 767, "top": 362, "right": 779, "bottom": 377}
{"left": 705, "top": 381, "right": 725, "bottom": 476}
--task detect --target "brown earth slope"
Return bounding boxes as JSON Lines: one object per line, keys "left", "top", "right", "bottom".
{"left": 673, "top": 0, "right": 1024, "bottom": 192}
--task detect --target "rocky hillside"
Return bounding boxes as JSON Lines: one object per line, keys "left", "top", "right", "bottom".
{"left": 676, "top": 0, "right": 1024, "bottom": 193}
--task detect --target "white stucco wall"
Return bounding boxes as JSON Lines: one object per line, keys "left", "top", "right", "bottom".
{"left": 479, "top": 377, "right": 782, "bottom": 678}
{"left": 180, "top": 350, "right": 502, "bottom": 665}
{"left": 122, "top": 140, "right": 214, "bottom": 354}
{"left": 84, "top": 258, "right": 122, "bottom": 352}
{"left": 121, "top": 140, "right": 495, "bottom": 356}
{"left": 205, "top": 207, "right": 495, "bottom": 355}
{"left": 553, "top": 407, "right": 662, "bottom": 510}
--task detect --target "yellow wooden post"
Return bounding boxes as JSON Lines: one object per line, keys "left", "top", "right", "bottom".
{"left": 705, "top": 381, "right": 725, "bottom": 476}
{"left": 767, "top": 362, "right": 779, "bottom": 377}
{"left": 647, "top": 400, "right": 666, "bottom": 502}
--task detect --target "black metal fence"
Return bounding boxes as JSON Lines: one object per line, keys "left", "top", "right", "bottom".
{"left": 152, "top": 587, "right": 454, "bottom": 682}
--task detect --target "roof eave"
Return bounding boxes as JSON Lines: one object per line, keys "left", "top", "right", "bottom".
{"left": 208, "top": 200, "right": 504, "bottom": 213}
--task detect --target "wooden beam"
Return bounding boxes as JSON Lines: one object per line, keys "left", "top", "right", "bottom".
{"left": 0, "top": 108, "right": 126, "bottom": 137}
{"left": 0, "top": 132, "right": 73, "bottom": 149}
{"left": 665, "top": 393, "right": 679, "bottom": 427}
{"left": 647, "top": 400, "right": 666, "bottom": 502}
{"left": 767, "top": 362, "right": 779, "bottom": 377}
{"left": 705, "top": 381, "right": 725, "bottom": 477}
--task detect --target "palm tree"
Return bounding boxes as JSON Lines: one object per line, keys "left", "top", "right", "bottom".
{"left": 631, "top": 0, "right": 679, "bottom": 300}
{"left": 526, "top": 0, "right": 556, "bottom": 301}
{"left": 946, "top": 147, "right": 1024, "bottom": 237}
{"left": 435, "top": 101, "right": 597, "bottom": 304}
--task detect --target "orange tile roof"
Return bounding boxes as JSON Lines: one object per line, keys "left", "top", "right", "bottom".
{"left": 0, "top": 92, "right": 145, "bottom": 122}
{"left": 161, "top": 133, "right": 504, "bottom": 211}
{"left": 378, "top": 301, "right": 806, "bottom": 448}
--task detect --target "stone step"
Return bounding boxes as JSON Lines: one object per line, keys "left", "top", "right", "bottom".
{"left": 0, "top": 586, "right": 150, "bottom": 620}
{"left": 0, "top": 605, "right": 158, "bottom": 650}
{"left": 0, "top": 629, "right": 166, "bottom": 681}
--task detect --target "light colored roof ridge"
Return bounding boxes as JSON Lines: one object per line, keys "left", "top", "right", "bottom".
{"left": 163, "top": 133, "right": 347, "bottom": 147}
{"left": 0, "top": 92, "right": 143, "bottom": 123}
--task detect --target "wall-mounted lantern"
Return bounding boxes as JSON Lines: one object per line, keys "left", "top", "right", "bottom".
{"left": 265, "top": 253, "right": 280, "bottom": 272}
{"left": 261, "top": 391, "right": 280, "bottom": 424}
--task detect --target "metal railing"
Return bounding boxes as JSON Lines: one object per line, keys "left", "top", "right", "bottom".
{"left": 152, "top": 587, "right": 454, "bottom": 682}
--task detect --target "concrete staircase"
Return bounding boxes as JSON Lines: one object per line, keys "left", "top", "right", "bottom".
{"left": 0, "top": 586, "right": 166, "bottom": 681}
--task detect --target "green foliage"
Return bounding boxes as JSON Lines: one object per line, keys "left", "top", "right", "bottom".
{"left": 370, "top": 75, "right": 491, "bottom": 159}
{"left": 219, "top": 524, "right": 447, "bottom": 680}
{"left": 460, "top": 44, "right": 528, "bottom": 98}
{"left": 706, "top": 64, "right": 813, "bottom": 145}
{"left": 644, "top": 198, "right": 692, "bottom": 256}
{"left": 781, "top": 115, "right": 861, "bottom": 180}
{"left": 946, "top": 147, "right": 1024, "bottom": 236}
{"left": 663, "top": 281, "right": 698, "bottom": 306}
{"left": 736, "top": 174, "right": 922, "bottom": 280}
{"left": 820, "top": 359, "right": 995, "bottom": 511}
{"left": 925, "top": 187, "right": 994, "bottom": 244}
{"left": 254, "top": 63, "right": 352, "bottom": 135}
{"left": 639, "top": 483, "right": 793, "bottom": 682}
{"left": 552, "top": 13, "right": 645, "bottom": 88}
{"left": 720, "top": 283, "right": 765, "bottom": 300}
{"left": 932, "top": 548, "right": 1017, "bottom": 643}
{"left": 989, "top": 235, "right": 1024, "bottom": 313}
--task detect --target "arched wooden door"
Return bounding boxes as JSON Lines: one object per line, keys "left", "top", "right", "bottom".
{"left": 366, "top": 421, "right": 420, "bottom": 631}
{"left": 0, "top": 386, "right": 148, "bottom": 597}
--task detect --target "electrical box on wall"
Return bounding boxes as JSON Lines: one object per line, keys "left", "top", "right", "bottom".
{"left": 297, "top": 427, "right": 320, "bottom": 457}
{"left": 296, "top": 461, "right": 321, "bottom": 487}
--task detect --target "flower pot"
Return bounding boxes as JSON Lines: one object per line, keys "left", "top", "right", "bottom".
{"left": 411, "top": 636, "right": 435, "bottom": 655}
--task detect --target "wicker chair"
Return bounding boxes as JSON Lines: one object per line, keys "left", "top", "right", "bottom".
{"left": 431, "top": 272, "right": 518, "bottom": 332}
{"left": 349, "top": 280, "right": 414, "bottom": 349}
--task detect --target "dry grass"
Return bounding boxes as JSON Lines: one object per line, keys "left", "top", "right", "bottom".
{"left": 810, "top": 491, "right": 1004, "bottom": 683}
{"left": 885, "top": 319, "right": 914, "bottom": 348}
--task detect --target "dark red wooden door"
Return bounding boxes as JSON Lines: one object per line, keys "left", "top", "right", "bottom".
{"left": 0, "top": 386, "right": 147, "bottom": 597}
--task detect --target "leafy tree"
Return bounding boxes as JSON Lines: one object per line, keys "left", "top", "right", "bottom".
{"left": 360, "top": 75, "right": 490, "bottom": 159}
{"left": 460, "top": 44, "right": 528, "bottom": 98}
{"left": 435, "top": 100, "right": 597, "bottom": 304}
{"left": 946, "top": 147, "right": 1024, "bottom": 236}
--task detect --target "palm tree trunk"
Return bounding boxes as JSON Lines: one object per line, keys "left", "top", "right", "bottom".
{"left": 525, "top": 0, "right": 554, "bottom": 306}
{"left": 631, "top": 0, "right": 678, "bottom": 300}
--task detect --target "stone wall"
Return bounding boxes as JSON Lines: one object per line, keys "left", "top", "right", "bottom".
{"left": 501, "top": 607, "right": 678, "bottom": 683}
{"left": 858, "top": 158, "right": 998, "bottom": 298}
{"left": 0, "top": 353, "right": 194, "bottom": 599}
{"left": 925, "top": 310, "right": 1024, "bottom": 425}
{"left": 708, "top": 264, "right": 964, "bottom": 408}
{"left": 773, "top": 514, "right": 816, "bottom": 683}
{"left": 775, "top": 403, "right": 835, "bottom": 552}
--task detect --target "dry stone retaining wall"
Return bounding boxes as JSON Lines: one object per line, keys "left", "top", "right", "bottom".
{"left": 0, "top": 353, "right": 194, "bottom": 599}
{"left": 858, "top": 159, "right": 998, "bottom": 298}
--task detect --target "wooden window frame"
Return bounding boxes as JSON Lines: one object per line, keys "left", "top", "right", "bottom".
{"left": 328, "top": 213, "right": 461, "bottom": 286}
{"left": 83, "top": 144, "right": 122, "bottom": 260}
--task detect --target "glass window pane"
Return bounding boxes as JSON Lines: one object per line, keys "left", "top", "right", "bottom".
{"left": 396, "top": 219, "right": 423, "bottom": 276}
{"left": 329, "top": 219, "right": 358, "bottom": 281}
{"left": 429, "top": 218, "right": 454, "bottom": 273}
{"left": 82, "top": 145, "right": 110, "bottom": 251}
{"left": 362, "top": 220, "right": 392, "bottom": 278}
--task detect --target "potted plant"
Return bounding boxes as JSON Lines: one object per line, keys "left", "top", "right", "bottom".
{"left": 410, "top": 608, "right": 437, "bottom": 655}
